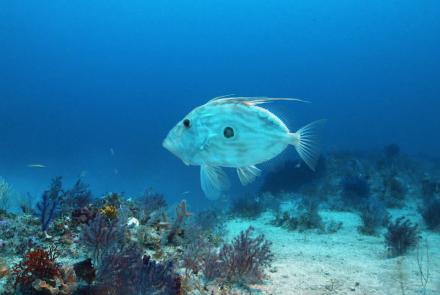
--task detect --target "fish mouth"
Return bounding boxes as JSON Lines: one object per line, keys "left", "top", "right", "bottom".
{"left": 163, "top": 137, "right": 191, "bottom": 166}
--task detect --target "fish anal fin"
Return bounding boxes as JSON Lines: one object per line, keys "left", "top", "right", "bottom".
{"left": 237, "top": 165, "right": 262, "bottom": 186}
{"left": 200, "top": 165, "right": 230, "bottom": 200}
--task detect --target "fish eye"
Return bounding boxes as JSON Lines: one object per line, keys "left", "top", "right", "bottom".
{"left": 183, "top": 119, "right": 191, "bottom": 128}
{"left": 224, "top": 126, "right": 234, "bottom": 138}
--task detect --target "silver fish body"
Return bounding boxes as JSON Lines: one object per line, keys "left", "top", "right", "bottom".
{"left": 163, "top": 97, "right": 324, "bottom": 199}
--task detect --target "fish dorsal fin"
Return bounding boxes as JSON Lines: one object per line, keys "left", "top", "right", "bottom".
{"left": 237, "top": 165, "right": 262, "bottom": 186}
{"left": 200, "top": 165, "right": 230, "bottom": 200}
{"left": 207, "top": 96, "right": 309, "bottom": 106}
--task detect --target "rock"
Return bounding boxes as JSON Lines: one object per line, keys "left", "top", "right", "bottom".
{"left": 32, "top": 279, "right": 59, "bottom": 295}
{"left": 127, "top": 217, "right": 140, "bottom": 228}
{"left": 73, "top": 258, "right": 96, "bottom": 284}
{"left": 0, "top": 264, "right": 8, "bottom": 279}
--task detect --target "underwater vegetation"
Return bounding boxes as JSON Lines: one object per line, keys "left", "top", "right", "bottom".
{"left": 271, "top": 196, "right": 324, "bottom": 232}
{"left": 1, "top": 144, "right": 440, "bottom": 294}
{"left": 261, "top": 158, "right": 325, "bottom": 194}
{"left": 385, "top": 217, "right": 419, "bottom": 257}
{"left": 0, "top": 174, "right": 277, "bottom": 294}
{"left": 340, "top": 175, "right": 370, "bottom": 209}
{"left": 358, "top": 197, "right": 389, "bottom": 236}
{"left": 229, "top": 194, "right": 265, "bottom": 220}
{"left": 0, "top": 178, "right": 11, "bottom": 213}
{"left": 421, "top": 197, "right": 440, "bottom": 231}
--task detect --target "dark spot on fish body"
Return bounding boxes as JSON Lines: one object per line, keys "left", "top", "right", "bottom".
{"left": 224, "top": 127, "right": 234, "bottom": 138}
{"left": 183, "top": 119, "right": 191, "bottom": 128}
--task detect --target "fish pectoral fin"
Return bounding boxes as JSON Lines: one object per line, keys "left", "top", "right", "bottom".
{"left": 200, "top": 165, "right": 230, "bottom": 200}
{"left": 237, "top": 165, "right": 262, "bottom": 186}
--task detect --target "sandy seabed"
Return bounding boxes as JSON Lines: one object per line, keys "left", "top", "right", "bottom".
{"left": 225, "top": 208, "right": 440, "bottom": 295}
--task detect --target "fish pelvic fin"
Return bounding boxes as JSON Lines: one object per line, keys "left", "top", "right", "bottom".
{"left": 237, "top": 165, "right": 262, "bottom": 186}
{"left": 289, "top": 119, "right": 326, "bottom": 171}
{"left": 200, "top": 165, "right": 230, "bottom": 200}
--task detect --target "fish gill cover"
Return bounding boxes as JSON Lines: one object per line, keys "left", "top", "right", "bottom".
{"left": 0, "top": 1, "right": 440, "bottom": 295}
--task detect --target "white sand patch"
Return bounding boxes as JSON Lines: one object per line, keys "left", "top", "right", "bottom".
{"left": 225, "top": 210, "right": 440, "bottom": 295}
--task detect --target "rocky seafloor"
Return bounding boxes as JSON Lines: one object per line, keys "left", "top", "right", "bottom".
{"left": 1, "top": 145, "right": 440, "bottom": 295}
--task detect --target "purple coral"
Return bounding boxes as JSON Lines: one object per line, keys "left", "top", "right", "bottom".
{"left": 81, "top": 214, "right": 124, "bottom": 264}
{"left": 36, "top": 177, "right": 63, "bottom": 232}
{"left": 63, "top": 179, "right": 92, "bottom": 211}
{"left": 167, "top": 200, "right": 191, "bottom": 244}
{"left": 200, "top": 226, "right": 273, "bottom": 285}
{"left": 218, "top": 226, "right": 273, "bottom": 284}
{"left": 95, "top": 243, "right": 182, "bottom": 295}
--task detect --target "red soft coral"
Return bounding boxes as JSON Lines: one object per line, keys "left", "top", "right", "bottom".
{"left": 13, "top": 246, "right": 61, "bottom": 287}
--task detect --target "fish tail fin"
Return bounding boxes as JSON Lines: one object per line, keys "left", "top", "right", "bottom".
{"left": 288, "top": 119, "right": 326, "bottom": 171}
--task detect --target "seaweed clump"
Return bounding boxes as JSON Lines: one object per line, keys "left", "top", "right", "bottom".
{"left": 385, "top": 217, "right": 419, "bottom": 257}
{"left": 261, "top": 158, "right": 325, "bottom": 194}
{"left": 341, "top": 175, "right": 370, "bottom": 209}
{"left": 358, "top": 197, "right": 389, "bottom": 235}
{"left": 421, "top": 198, "right": 440, "bottom": 231}
{"left": 271, "top": 197, "right": 323, "bottom": 232}
{"left": 229, "top": 194, "right": 264, "bottom": 219}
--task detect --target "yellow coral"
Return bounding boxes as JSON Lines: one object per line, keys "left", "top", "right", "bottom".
{"left": 100, "top": 204, "right": 118, "bottom": 219}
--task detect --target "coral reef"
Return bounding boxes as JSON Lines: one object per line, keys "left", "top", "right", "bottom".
{"left": 385, "top": 217, "right": 419, "bottom": 257}
{"left": 1, "top": 147, "right": 440, "bottom": 294}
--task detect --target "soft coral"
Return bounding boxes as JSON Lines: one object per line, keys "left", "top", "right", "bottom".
{"left": 13, "top": 246, "right": 61, "bottom": 287}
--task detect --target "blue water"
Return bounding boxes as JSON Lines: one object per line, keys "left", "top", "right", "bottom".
{"left": 1, "top": 1, "right": 439, "bottom": 207}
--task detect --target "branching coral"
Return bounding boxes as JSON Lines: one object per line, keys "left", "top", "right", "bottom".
{"left": 81, "top": 214, "right": 125, "bottom": 265}
{"left": 13, "top": 246, "right": 61, "bottom": 288}
{"left": 217, "top": 226, "right": 273, "bottom": 285}
{"left": 62, "top": 178, "right": 92, "bottom": 212}
{"left": 385, "top": 217, "right": 419, "bottom": 257}
{"left": 141, "top": 189, "right": 167, "bottom": 214}
{"left": 167, "top": 200, "right": 192, "bottom": 244}
{"left": 36, "top": 176, "right": 63, "bottom": 233}
{"left": 96, "top": 243, "right": 144, "bottom": 293}
{"left": 94, "top": 243, "right": 182, "bottom": 295}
